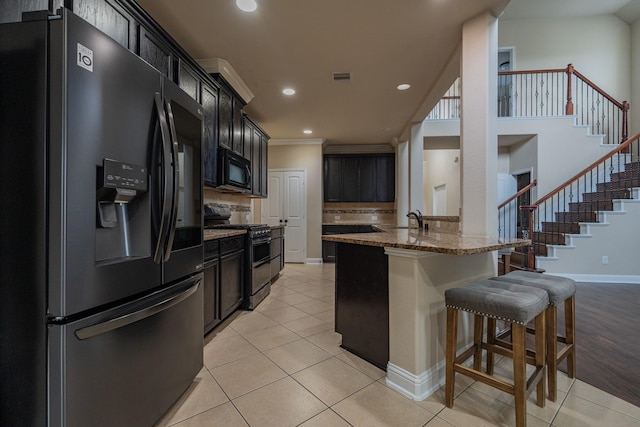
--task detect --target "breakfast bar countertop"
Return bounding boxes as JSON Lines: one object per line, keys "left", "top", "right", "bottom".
{"left": 322, "top": 226, "right": 530, "bottom": 255}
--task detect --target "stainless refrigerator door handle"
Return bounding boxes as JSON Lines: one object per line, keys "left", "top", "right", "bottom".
{"left": 153, "top": 93, "right": 173, "bottom": 264}
{"left": 163, "top": 100, "right": 180, "bottom": 261}
{"left": 74, "top": 281, "right": 200, "bottom": 340}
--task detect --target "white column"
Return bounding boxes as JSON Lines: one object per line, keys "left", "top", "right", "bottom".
{"left": 397, "top": 140, "right": 409, "bottom": 227}
{"left": 409, "top": 122, "right": 425, "bottom": 215}
{"left": 460, "top": 12, "right": 499, "bottom": 237}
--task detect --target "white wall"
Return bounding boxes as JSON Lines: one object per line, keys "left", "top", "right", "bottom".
{"left": 422, "top": 149, "right": 460, "bottom": 216}
{"left": 632, "top": 20, "right": 640, "bottom": 136}
{"left": 500, "top": 116, "right": 616, "bottom": 197}
{"left": 499, "top": 15, "right": 631, "bottom": 102}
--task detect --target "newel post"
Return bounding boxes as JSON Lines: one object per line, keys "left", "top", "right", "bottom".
{"left": 622, "top": 101, "right": 630, "bottom": 142}
{"left": 565, "top": 64, "right": 574, "bottom": 115}
{"left": 520, "top": 205, "right": 537, "bottom": 271}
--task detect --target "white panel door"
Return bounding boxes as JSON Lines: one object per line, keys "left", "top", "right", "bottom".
{"left": 265, "top": 173, "right": 283, "bottom": 225}
{"left": 262, "top": 170, "right": 306, "bottom": 263}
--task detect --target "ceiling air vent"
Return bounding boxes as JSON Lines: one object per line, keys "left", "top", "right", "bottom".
{"left": 332, "top": 72, "right": 351, "bottom": 82}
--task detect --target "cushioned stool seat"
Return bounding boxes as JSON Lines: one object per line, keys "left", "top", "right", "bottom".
{"left": 492, "top": 271, "right": 577, "bottom": 401}
{"left": 445, "top": 279, "right": 549, "bottom": 427}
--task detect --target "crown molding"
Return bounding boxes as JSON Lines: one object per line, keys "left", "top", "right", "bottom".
{"left": 269, "top": 138, "right": 325, "bottom": 146}
{"left": 197, "top": 58, "right": 254, "bottom": 104}
{"left": 323, "top": 143, "right": 396, "bottom": 154}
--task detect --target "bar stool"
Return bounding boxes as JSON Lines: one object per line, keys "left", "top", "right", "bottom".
{"left": 445, "top": 279, "right": 549, "bottom": 427}
{"left": 491, "top": 270, "right": 577, "bottom": 401}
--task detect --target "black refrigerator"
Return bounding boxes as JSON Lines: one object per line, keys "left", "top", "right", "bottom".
{"left": 0, "top": 9, "right": 204, "bottom": 427}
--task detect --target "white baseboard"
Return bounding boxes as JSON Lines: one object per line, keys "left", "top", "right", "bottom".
{"left": 385, "top": 361, "right": 444, "bottom": 401}
{"left": 305, "top": 258, "right": 323, "bottom": 265}
{"left": 549, "top": 273, "right": 640, "bottom": 284}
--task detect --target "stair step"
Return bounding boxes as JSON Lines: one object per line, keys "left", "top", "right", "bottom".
{"left": 597, "top": 178, "right": 640, "bottom": 191}
{"left": 582, "top": 189, "right": 630, "bottom": 202}
{"left": 609, "top": 170, "right": 640, "bottom": 182}
{"left": 569, "top": 200, "right": 613, "bottom": 212}
{"left": 533, "top": 231, "right": 566, "bottom": 245}
{"left": 534, "top": 242, "right": 548, "bottom": 257}
{"left": 541, "top": 221, "right": 581, "bottom": 233}
{"left": 554, "top": 211, "right": 597, "bottom": 222}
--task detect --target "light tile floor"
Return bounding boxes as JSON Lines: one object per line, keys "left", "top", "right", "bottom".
{"left": 156, "top": 263, "right": 640, "bottom": 427}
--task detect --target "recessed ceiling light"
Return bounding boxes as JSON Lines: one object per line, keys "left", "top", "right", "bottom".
{"left": 236, "top": 0, "right": 257, "bottom": 12}
{"left": 397, "top": 83, "right": 411, "bottom": 91}
{"left": 303, "top": 129, "right": 313, "bottom": 134}
{"left": 282, "top": 88, "right": 296, "bottom": 96}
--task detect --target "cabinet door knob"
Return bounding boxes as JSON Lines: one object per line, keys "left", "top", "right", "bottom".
{"left": 279, "top": 219, "right": 283, "bottom": 223}
{"left": 284, "top": 219, "right": 288, "bottom": 223}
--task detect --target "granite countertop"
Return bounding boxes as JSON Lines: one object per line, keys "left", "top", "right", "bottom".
{"left": 270, "top": 225, "right": 285, "bottom": 229}
{"left": 203, "top": 229, "right": 246, "bottom": 241}
{"left": 322, "top": 226, "right": 530, "bottom": 255}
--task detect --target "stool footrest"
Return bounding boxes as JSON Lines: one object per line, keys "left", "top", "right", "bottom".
{"left": 557, "top": 343, "right": 574, "bottom": 364}
{"left": 454, "top": 363, "right": 514, "bottom": 395}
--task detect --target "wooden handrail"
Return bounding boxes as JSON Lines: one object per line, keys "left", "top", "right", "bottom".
{"left": 573, "top": 69, "right": 626, "bottom": 109}
{"left": 498, "top": 180, "right": 537, "bottom": 210}
{"left": 531, "top": 132, "right": 640, "bottom": 207}
{"left": 498, "top": 68, "right": 566, "bottom": 76}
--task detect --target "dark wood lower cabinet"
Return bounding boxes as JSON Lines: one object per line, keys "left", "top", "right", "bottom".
{"left": 219, "top": 246, "right": 244, "bottom": 321}
{"left": 335, "top": 242, "right": 389, "bottom": 370}
{"left": 203, "top": 236, "right": 244, "bottom": 335}
{"left": 203, "top": 258, "right": 220, "bottom": 334}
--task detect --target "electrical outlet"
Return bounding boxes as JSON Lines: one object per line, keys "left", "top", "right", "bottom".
{"left": 372, "top": 215, "right": 378, "bottom": 221}
{"left": 602, "top": 256, "right": 609, "bottom": 265}
{"left": 335, "top": 215, "right": 341, "bottom": 220}
{"left": 409, "top": 218, "right": 416, "bottom": 225}
{"left": 245, "top": 214, "right": 249, "bottom": 221}
{"left": 435, "top": 220, "right": 440, "bottom": 228}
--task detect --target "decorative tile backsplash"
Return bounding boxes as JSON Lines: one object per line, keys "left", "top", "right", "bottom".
{"left": 323, "top": 202, "right": 396, "bottom": 224}
{"left": 424, "top": 216, "right": 460, "bottom": 233}
{"left": 204, "top": 189, "right": 253, "bottom": 224}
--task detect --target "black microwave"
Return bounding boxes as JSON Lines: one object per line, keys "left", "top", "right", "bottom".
{"left": 217, "top": 147, "right": 251, "bottom": 193}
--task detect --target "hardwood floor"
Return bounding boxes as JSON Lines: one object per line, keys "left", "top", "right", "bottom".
{"left": 557, "top": 281, "right": 640, "bottom": 408}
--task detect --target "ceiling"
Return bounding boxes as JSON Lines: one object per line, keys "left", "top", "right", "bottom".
{"left": 135, "top": 0, "right": 639, "bottom": 147}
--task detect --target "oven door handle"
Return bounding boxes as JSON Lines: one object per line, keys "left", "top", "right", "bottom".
{"left": 253, "top": 237, "right": 271, "bottom": 245}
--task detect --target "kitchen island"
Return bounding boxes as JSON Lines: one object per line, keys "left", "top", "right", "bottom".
{"left": 323, "top": 226, "right": 529, "bottom": 401}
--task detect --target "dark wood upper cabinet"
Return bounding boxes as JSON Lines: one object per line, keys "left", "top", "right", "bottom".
{"left": 72, "top": 0, "right": 136, "bottom": 50}
{"left": 243, "top": 114, "right": 269, "bottom": 198}
{"left": 216, "top": 83, "right": 233, "bottom": 150}
{"left": 323, "top": 156, "right": 343, "bottom": 202}
{"left": 138, "top": 26, "right": 173, "bottom": 78}
{"left": 358, "top": 157, "right": 377, "bottom": 202}
{"left": 201, "top": 81, "right": 219, "bottom": 188}
{"left": 323, "top": 154, "right": 395, "bottom": 203}
{"left": 212, "top": 76, "right": 246, "bottom": 157}
{"left": 232, "top": 99, "right": 243, "bottom": 155}
{"left": 178, "top": 60, "right": 200, "bottom": 102}
{"left": 342, "top": 157, "right": 359, "bottom": 202}
{"left": 376, "top": 155, "right": 396, "bottom": 203}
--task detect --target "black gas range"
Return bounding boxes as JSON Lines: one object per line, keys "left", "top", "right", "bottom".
{"left": 204, "top": 205, "right": 272, "bottom": 309}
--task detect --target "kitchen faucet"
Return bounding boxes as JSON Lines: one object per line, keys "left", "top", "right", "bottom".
{"left": 406, "top": 210, "right": 424, "bottom": 230}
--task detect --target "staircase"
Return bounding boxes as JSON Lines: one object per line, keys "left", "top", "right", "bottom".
{"left": 535, "top": 160, "right": 640, "bottom": 259}
{"left": 499, "top": 140, "right": 640, "bottom": 277}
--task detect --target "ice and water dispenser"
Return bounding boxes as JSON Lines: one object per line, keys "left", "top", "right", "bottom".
{"left": 96, "top": 158, "right": 149, "bottom": 262}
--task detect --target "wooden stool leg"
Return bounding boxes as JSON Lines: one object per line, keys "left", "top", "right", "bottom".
{"left": 546, "top": 305, "right": 558, "bottom": 402}
{"left": 486, "top": 317, "right": 496, "bottom": 375}
{"left": 473, "top": 314, "right": 484, "bottom": 371}
{"left": 535, "top": 310, "right": 546, "bottom": 407}
{"left": 445, "top": 307, "right": 458, "bottom": 407}
{"left": 565, "top": 295, "right": 576, "bottom": 378}
{"left": 512, "top": 323, "right": 527, "bottom": 427}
